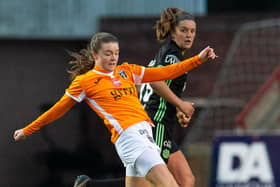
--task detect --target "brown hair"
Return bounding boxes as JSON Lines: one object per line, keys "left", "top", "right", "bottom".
{"left": 155, "top": 7, "right": 195, "bottom": 42}
{"left": 67, "top": 32, "right": 119, "bottom": 80}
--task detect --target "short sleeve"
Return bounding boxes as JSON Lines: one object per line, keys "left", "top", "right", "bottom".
{"left": 65, "top": 76, "right": 85, "bottom": 102}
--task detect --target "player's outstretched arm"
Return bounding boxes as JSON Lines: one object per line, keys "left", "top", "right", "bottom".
{"left": 142, "top": 46, "right": 218, "bottom": 83}
{"left": 13, "top": 94, "right": 77, "bottom": 141}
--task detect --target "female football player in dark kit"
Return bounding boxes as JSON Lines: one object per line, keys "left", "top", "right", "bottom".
{"left": 138, "top": 7, "right": 198, "bottom": 187}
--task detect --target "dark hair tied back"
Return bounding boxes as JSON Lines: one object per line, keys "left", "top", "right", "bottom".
{"left": 155, "top": 7, "right": 195, "bottom": 42}
{"left": 67, "top": 32, "right": 118, "bottom": 80}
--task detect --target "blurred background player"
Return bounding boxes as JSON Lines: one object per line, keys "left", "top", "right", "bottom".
{"left": 139, "top": 7, "right": 198, "bottom": 187}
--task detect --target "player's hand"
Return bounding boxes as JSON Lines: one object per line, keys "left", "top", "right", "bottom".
{"left": 13, "top": 129, "right": 26, "bottom": 141}
{"left": 198, "top": 46, "right": 218, "bottom": 61}
{"left": 176, "top": 101, "right": 194, "bottom": 127}
{"left": 176, "top": 109, "right": 191, "bottom": 127}
{"left": 177, "top": 101, "right": 194, "bottom": 119}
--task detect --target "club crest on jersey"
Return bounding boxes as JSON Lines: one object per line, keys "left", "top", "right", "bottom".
{"left": 111, "top": 78, "right": 121, "bottom": 87}
{"left": 118, "top": 70, "right": 128, "bottom": 79}
{"left": 165, "top": 55, "right": 180, "bottom": 64}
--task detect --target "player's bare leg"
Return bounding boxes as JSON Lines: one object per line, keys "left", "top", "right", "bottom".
{"left": 146, "top": 164, "right": 179, "bottom": 187}
{"left": 168, "top": 150, "right": 195, "bottom": 187}
{"left": 126, "top": 176, "right": 153, "bottom": 187}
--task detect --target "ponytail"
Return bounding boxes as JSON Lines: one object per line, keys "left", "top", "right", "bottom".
{"left": 67, "top": 48, "right": 94, "bottom": 81}
{"left": 155, "top": 7, "right": 194, "bottom": 42}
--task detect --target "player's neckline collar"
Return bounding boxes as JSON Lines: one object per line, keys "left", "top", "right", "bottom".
{"left": 92, "top": 67, "right": 114, "bottom": 77}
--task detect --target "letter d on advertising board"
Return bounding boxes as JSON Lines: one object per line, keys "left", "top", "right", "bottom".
{"left": 210, "top": 135, "right": 279, "bottom": 187}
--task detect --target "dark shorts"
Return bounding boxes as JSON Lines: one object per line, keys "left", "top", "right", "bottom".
{"left": 153, "top": 122, "right": 179, "bottom": 163}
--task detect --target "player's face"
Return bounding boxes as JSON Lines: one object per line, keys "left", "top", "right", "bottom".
{"left": 171, "top": 19, "right": 196, "bottom": 50}
{"left": 93, "top": 42, "right": 119, "bottom": 72}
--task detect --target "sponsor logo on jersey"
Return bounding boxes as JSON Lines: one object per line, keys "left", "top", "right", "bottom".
{"left": 165, "top": 55, "right": 180, "bottom": 64}
{"left": 110, "top": 83, "right": 137, "bottom": 100}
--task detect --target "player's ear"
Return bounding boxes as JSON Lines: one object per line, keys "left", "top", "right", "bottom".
{"left": 170, "top": 30, "right": 175, "bottom": 40}
{"left": 92, "top": 51, "right": 98, "bottom": 60}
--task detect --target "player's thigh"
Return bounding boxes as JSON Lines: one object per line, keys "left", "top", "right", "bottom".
{"left": 168, "top": 150, "right": 194, "bottom": 182}
{"left": 125, "top": 176, "right": 153, "bottom": 187}
{"left": 146, "top": 163, "right": 178, "bottom": 187}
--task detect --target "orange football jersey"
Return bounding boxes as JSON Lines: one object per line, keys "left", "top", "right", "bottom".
{"left": 23, "top": 55, "right": 203, "bottom": 143}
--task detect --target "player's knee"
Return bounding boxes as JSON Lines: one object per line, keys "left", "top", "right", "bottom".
{"left": 154, "top": 175, "right": 178, "bottom": 187}
{"left": 188, "top": 173, "right": 195, "bottom": 187}
{"left": 165, "top": 177, "right": 178, "bottom": 187}
{"left": 181, "top": 172, "right": 195, "bottom": 187}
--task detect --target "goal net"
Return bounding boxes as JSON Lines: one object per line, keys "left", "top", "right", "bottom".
{"left": 236, "top": 65, "right": 280, "bottom": 130}
{"left": 182, "top": 18, "right": 280, "bottom": 148}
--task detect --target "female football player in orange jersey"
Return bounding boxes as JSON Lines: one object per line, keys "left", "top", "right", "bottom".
{"left": 14, "top": 32, "right": 217, "bottom": 187}
{"left": 73, "top": 8, "right": 199, "bottom": 187}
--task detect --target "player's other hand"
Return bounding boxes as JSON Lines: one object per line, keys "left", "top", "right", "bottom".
{"left": 176, "top": 101, "right": 194, "bottom": 127}
{"left": 13, "top": 129, "right": 26, "bottom": 141}
{"left": 176, "top": 110, "right": 192, "bottom": 127}
{"left": 177, "top": 101, "right": 194, "bottom": 119}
